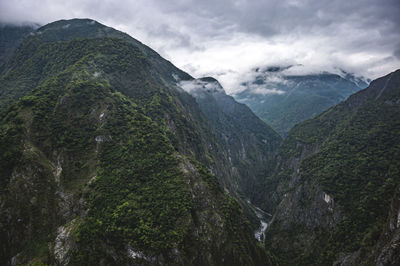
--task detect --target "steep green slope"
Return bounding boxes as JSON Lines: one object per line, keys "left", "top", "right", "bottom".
{"left": 235, "top": 67, "right": 368, "bottom": 136}
{"left": 0, "top": 19, "right": 282, "bottom": 232}
{"left": 0, "top": 19, "right": 219, "bottom": 188}
{"left": 264, "top": 69, "right": 400, "bottom": 265}
{"left": 0, "top": 23, "right": 38, "bottom": 67}
{"left": 0, "top": 21, "right": 271, "bottom": 265}
{"left": 0, "top": 18, "right": 190, "bottom": 113}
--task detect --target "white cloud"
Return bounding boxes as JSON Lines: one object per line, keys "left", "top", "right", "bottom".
{"left": 245, "top": 86, "right": 286, "bottom": 96}
{"left": 0, "top": 0, "right": 399, "bottom": 94}
{"left": 178, "top": 80, "right": 202, "bottom": 94}
{"left": 178, "top": 79, "right": 223, "bottom": 95}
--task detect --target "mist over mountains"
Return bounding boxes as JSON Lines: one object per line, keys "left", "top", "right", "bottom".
{"left": 1, "top": 0, "right": 400, "bottom": 92}
{"left": 0, "top": 23, "right": 38, "bottom": 66}
{"left": 234, "top": 65, "right": 369, "bottom": 136}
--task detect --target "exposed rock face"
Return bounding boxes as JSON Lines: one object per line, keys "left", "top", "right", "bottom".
{"left": 267, "top": 179, "right": 342, "bottom": 261}
{"left": 373, "top": 185, "right": 400, "bottom": 265}
{"left": 332, "top": 186, "right": 400, "bottom": 266}
{"left": 178, "top": 77, "right": 281, "bottom": 219}
{"left": 53, "top": 219, "right": 78, "bottom": 265}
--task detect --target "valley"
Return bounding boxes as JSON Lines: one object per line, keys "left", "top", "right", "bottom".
{"left": 0, "top": 18, "right": 399, "bottom": 266}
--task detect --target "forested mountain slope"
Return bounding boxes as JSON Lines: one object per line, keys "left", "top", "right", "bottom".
{"left": 264, "top": 69, "right": 400, "bottom": 265}
{"left": 0, "top": 19, "right": 276, "bottom": 265}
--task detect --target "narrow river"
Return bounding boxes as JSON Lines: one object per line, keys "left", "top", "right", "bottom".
{"left": 248, "top": 201, "right": 272, "bottom": 242}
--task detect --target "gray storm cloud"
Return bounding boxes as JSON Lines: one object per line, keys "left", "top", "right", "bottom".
{"left": 1, "top": 0, "right": 399, "bottom": 93}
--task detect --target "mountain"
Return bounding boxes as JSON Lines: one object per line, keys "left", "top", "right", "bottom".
{"left": 0, "top": 23, "right": 39, "bottom": 67}
{"left": 0, "top": 19, "right": 192, "bottom": 113}
{"left": 178, "top": 77, "right": 281, "bottom": 210}
{"left": 234, "top": 66, "right": 368, "bottom": 136}
{"left": 0, "top": 19, "right": 281, "bottom": 230}
{"left": 263, "top": 69, "right": 400, "bottom": 264}
{"left": 0, "top": 19, "right": 276, "bottom": 265}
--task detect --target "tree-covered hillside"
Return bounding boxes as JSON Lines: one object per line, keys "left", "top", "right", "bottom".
{"left": 0, "top": 19, "right": 274, "bottom": 265}
{"left": 264, "top": 69, "right": 400, "bottom": 265}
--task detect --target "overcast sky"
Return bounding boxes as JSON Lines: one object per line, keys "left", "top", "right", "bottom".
{"left": 1, "top": 0, "right": 399, "bottom": 93}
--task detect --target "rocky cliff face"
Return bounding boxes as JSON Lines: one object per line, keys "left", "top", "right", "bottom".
{"left": 0, "top": 19, "right": 274, "bottom": 265}
{"left": 178, "top": 77, "right": 281, "bottom": 213}
{"left": 373, "top": 185, "right": 400, "bottom": 265}
{"left": 264, "top": 69, "right": 400, "bottom": 265}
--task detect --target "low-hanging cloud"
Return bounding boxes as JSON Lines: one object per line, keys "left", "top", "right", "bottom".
{"left": 245, "top": 86, "right": 286, "bottom": 96}
{"left": 1, "top": 0, "right": 399, "bottom": 94}
{"left": 238, "top": 67, "right": 289, "bottom": 96}
{"left": 178, "top": 79, "right": 224, "bottom": 98}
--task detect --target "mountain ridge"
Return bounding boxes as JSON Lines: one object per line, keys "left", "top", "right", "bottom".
{"left": 234, "top": 65, "right": 368, "bottom": 136}
{"left": 2, "top": 17, "right": 399, "bottom": 266}
{"left": 0, "top": 19, "right": 275, "bottom": 265}
{"left": 263, "top": 69, "right": 400, "bottom": 264}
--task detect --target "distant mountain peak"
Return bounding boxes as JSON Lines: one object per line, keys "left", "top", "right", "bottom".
{"left": 337, "top": 68, "right": 371, "bottom": 87}
{"left": 254, "top": 65, "right": 295, "bottom": 74}
{"left": 38, "top": 18, "right": 101, "bottom": 30}
{"left": 31, "top": 18, "right": 118, "bottom": 42}
{"left": 234, "top": 66, "right": 369, "bottom": 136}
{"left": 199, "top": 76, "right": 219, "bottom": 83}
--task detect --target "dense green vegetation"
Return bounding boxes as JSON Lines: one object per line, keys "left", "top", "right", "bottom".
{"left": 0, "top": 19, "right": 270, "bottom": 265}
{"left": 265, "top": 70, "right": 400, "bottom": 264}
{"left": 301, "top": 101, "right": 400, "bottom": 263}
{"left": 72, "top": 89, "right": 193, "bottom": 263}
{"left": 3, "top": 17, "right": 400, "bottom": 266}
